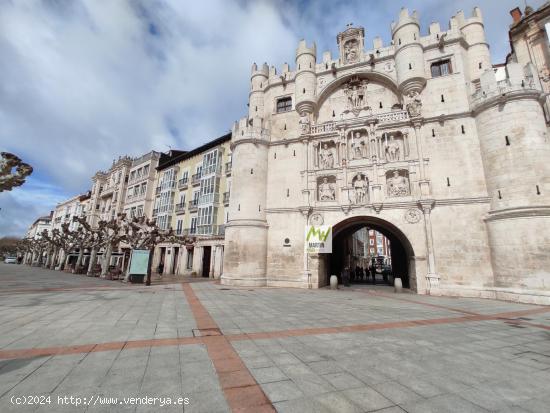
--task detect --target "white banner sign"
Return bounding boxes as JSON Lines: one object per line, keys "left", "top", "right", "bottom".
{"left": 305, "top": 225, "right": 332, "bottom": 253}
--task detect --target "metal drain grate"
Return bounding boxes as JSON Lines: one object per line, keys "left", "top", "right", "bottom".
{"left": 192, "top": 328, "right": 222, "bottom": 337}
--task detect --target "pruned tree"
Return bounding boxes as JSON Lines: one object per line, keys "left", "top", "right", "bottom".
{"left": 0, "top": 152, "right": 33, "bottom": 192}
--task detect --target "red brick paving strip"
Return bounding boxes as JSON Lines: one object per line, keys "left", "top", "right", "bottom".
{"left": 182, "top": 283, "right": 276, "bottom": 413}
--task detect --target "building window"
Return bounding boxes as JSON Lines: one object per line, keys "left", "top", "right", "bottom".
{"left": 190, "top": 217, "right": 198, "bottom": 234}
{"left": 276, "top": 97, "right": 292, "bottom": 113}
{"left": 137, "top": 205, "right": 143, "bottom": 217}
{"left": 431, "top": 59, "right": 452, "bottom": 77}
{"left": 176, "top": 219, "right": 183, "bottom": 235}
{"left": 143, "top": 165, "right": 149, "bottom": 176}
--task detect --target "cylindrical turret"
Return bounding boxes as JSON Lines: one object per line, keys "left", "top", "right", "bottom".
{"left": 295, "top": 40, "right": 317, "bottom": 115}
{"left": 392, "top": 8, "right": 426, "bottom": 95}
{"left": 221, "top": 117, "right": 270, "bottom": 287}
{"left": 457, "top": 8, "right": 491, "bottom": 81}
{"left": 249, "top": 62, "right": 269, "bottom": 120}
{"left": 474, "top": 64, "right": 550, "bottom": 291}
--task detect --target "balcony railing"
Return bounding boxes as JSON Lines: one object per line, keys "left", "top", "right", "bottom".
{"left": 189, "top": 199, "right": 199, "bottom": 212}
{"left": 223, "top": 192, "right": 230, "bottom": 205}
{"left": 198, "top": 193, "right": 220, "bottom": 205}
{"left": 155, "top": 186, "right": 161, "bottom": 195}
{"left": 225, "top": 161, "right": 232, "bottom": 175}
{"left": 178, "top": 178, "right": 189, "bottom": 190}
{"left": 191, "top": 174, "right": 201, "bottom": 186}
{"left": 196, "top": 224, "right": 225, "bottom": 236}
{"left": 175, "top": 202, "right": 186, "bottom": 214}
{"left": 152, "top": 208, "right": 159, "bottom": 216}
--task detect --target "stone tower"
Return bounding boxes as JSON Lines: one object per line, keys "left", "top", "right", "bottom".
{"left": 391, "top": 8, "right": 426, "bottom": 95}
{"left": 455, "top": 7, "right": 491, "bottom": 81}
{"left": 221, "top": 63, "right": 270, "bottom": 286}
{"left": 473, "top": 62, "right": 550, "bottom": 292}
{"left": 295, "top": 40, "right": 317, "bottom": 118}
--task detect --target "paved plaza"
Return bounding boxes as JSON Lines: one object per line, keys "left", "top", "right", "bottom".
{"left": 0, "top": 264, "right": 549, "bottom": 412}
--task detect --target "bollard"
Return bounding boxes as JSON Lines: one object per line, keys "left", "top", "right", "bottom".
{"left": 330, "top": 275, "right": 338, "bottom": 290}
{"left": 394, "top": 277, "right": 403, "bottom": 293}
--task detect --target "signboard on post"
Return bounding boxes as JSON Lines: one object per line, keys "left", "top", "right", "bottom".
{"left": 129, "top": 249, "right": 150, "bottom": 275}
{"left": 305, "top": 225, "right": 332, "bottom": 253}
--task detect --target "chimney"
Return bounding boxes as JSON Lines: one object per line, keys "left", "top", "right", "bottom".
{"left": 510, "top": 7, "right": 522, "bottom": 23}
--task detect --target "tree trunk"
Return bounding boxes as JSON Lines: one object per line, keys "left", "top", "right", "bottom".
{"left": 145, "top": 248, "right": 154, "bottom": 286}
{"left": 87, "top": 247, "right": 97, "bottom": 276}
{"left": 63, "top": 250, "right": 71, "bottom": 271}
{"left": 101, "top": 244, "right": 113, "bottom": 278}
{"left": 44, "top": 248, "right": 51, "bottom": 268}
{"left": 124, "top": 249, "right": 133, "bottom": 282}
{"left": 75, "top": 247, "right": 84, "bottom": 273}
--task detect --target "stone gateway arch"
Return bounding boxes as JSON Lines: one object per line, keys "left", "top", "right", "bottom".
{"left": 221, "top": 8, "right": 550, "bottom": 305}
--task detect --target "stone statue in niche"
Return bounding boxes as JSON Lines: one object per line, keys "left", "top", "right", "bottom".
{"left": 352, "top": 173, "right": 368, "bottom": 204}
{"left": 405, "top": 90, "right": 422, "bottom": 118}
{"left": 352, "top": 131, "right": 367, "bottom": 159}
{"left": 318, "top": 177, "right": 336, "bottom": 201}
{"left": 344, "top": 39, "right": 359, "bottom": 63}
{"left": 299, "top": 113, "right": 310, "bottom": 134}
{"left": 343, "top": 77, "right": 369, "bottom": 113}
{"left": 385, "top": 136, "right": 401, "bottom": 161}
{"left": 386, "top": 170, "right": 410, "bottom": 197}
{"left": 319, "top": 143, "right": 335, "bottom": 169}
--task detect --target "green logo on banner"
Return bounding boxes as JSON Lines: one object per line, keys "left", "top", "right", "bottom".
{"left": 306, "top": 226, "right": 330, "bottom": 242}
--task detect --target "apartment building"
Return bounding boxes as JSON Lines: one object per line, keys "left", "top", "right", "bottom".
{"left": 123, "top": 151, "right": 161, "bottom": 219}
{"left": 26, "top": 213, "right": 53, "bottom": 239}
{"left": 87, "top": 156, "right": 133, "bottom": 227}
{"left": 152, "top": 133, "right": 232, "bottom": 278}
{"left": 52, "top": 192, "right": 91, "bottom": 232}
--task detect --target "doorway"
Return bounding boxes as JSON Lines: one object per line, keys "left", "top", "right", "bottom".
{"left": 202, "top": 246, "right": 211, "bottom": 278}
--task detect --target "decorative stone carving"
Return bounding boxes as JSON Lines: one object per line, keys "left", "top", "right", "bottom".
{"left": 386, "top": 170, "right": 410, "bottom": 197}
{"left": 352, "top": 173, "right": 368, "bottom": 204}
{"left": 299, "top": 113, "right": 310, "bottom": 134}
{"left": 385, "top": 136, "right": 401, "bottom": 161}
{"left": 318, "top": 176, "right": 336, "bottom": 201}
{"left": 310, "top": 213, "right": 324, "bottom": 226}
{"left": 404, "top": 208, "right": 421, "bottom": 223}
{"left": 343, "top": 39, "right": 359, "bottom": 64}
{"left": 351, "top": 131, "right": 367, "bottom": 159}
{"left": 319, "top": 143, "right": 336, "bottom": 169}
{"left": 343, "top": 76, "right": 369, "bottom": 115}
{"left": 405, "top": 91, "right": 422, "bottom": 118}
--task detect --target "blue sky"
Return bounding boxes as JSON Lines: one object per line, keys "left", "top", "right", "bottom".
{"left": 0, "top": 0, "right": 545, "bottom": 236}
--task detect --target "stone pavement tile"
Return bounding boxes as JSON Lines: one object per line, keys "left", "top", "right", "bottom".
{"left": 250, "top": 366, "right": 288, "bottom": 384}
{"left": 341, "top": 386, "right": 395, "bottom": 411}
{"left": 181, "top": 369, "right": 220, "bottom": 395}
{"left": 515, "top": 398, "right": 550, "bottom": 413}
{"left": 269, "top": 352, "right": 302, "bottom": 366}
{"left": 371, "top": 380, "right": 424, "bottom": 405}
{"left": 289, "top": 374, "right": 336, "bottom": 396}
{"left": 322, "top": 372, "right": 364, "bottom": 390}
{"left": 307, "top": 360, "right": 343, "bottom": 375}
{"left": 186, "top": 390, "right": 230, "bottom": 413}
{"left": 241, "top": 355, "right": 274, "bottom": 369}
{"left": 372, "top": 407, "right": 407, "bottom": 413}
{"left": 395, "top": 376, "right": 446, "bottom": 398}
{"left": 261, "top": 380, "right": 304, "bottom": 403}
{"left": 311, "top": 391, "right": 363, "bottom": 413}
{"left": 401, "top": 393, "right": 490, "bottom": 413}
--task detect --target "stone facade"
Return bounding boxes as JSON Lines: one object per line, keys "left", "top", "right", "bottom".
{"left": 222, "top": 7, "right": 550, "bottom": 304}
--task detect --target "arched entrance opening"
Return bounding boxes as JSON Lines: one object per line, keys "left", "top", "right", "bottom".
{"left": 327, "top": 216, "right": 415, "bottom": 289}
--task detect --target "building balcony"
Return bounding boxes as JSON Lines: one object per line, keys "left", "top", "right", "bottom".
{"left": 100, "top": 185, "right": 115, "bottom": 198}
{"left": 175, "top": 202, "right": 186, "bottom": 214}
{"left": 153, "top": 208, "right": 159, "bottom": 217}
{"left": 189, "top": 199, "right": 199, "bottom": 212}
{"left": 191, "top": 174, "right": 201, "bottom": 186}
{"left": 223, "top": 192, "right": 230, "bottom": 206}
{"left": 155, "top": 186, "right": 161, "bottom": 195}
{"left": 196, "top": 224, "right": 225, "bottom": 236}
{"left": 225, "top": 161, "right": 232, "bottom": 175}
{"left": 178, "top": 178, "right": 189, "bottom": 190}
{"left": 198, "top": 193, "right": 220, "bottom": 206}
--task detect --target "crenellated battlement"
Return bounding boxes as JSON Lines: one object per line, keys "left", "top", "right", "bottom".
{"left": 391, "top": 8, "right": 419, "bottom": 35}
{"left": 232, "top": 118, "right": 270, "bottom": 144}
{"left": 471, "top": 62, "right": 544, "bottom": 110}
{"left": 296, "top": 40, "right": 317, "bottom": 60}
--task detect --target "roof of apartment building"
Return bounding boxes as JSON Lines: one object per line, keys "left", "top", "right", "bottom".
{"left": 510, "top": 3, "right": 550, "bottom": 31}
{"left": 157, "top": 133, "right": 231, "bottom": 171}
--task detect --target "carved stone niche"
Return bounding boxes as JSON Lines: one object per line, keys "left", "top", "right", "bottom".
{"left": 348, "top": 129, "right": 369, "bottom": 160}
{"left": 315, "top": 140, "right": 338, "bottom": 169}
{"left": 337, "top": 26, "right": 365, "bottom": 65}
{"left": 351, "top": 172, "right": 369, "bottom": 205}
{"left": 317, "top": 175, "right": 337, "bottom": 202}
{"left": 386, "top": 169, "right": 410, "bottom": 197}
{"left": 382, "top": 131, "right": 410, "bottom": 162}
